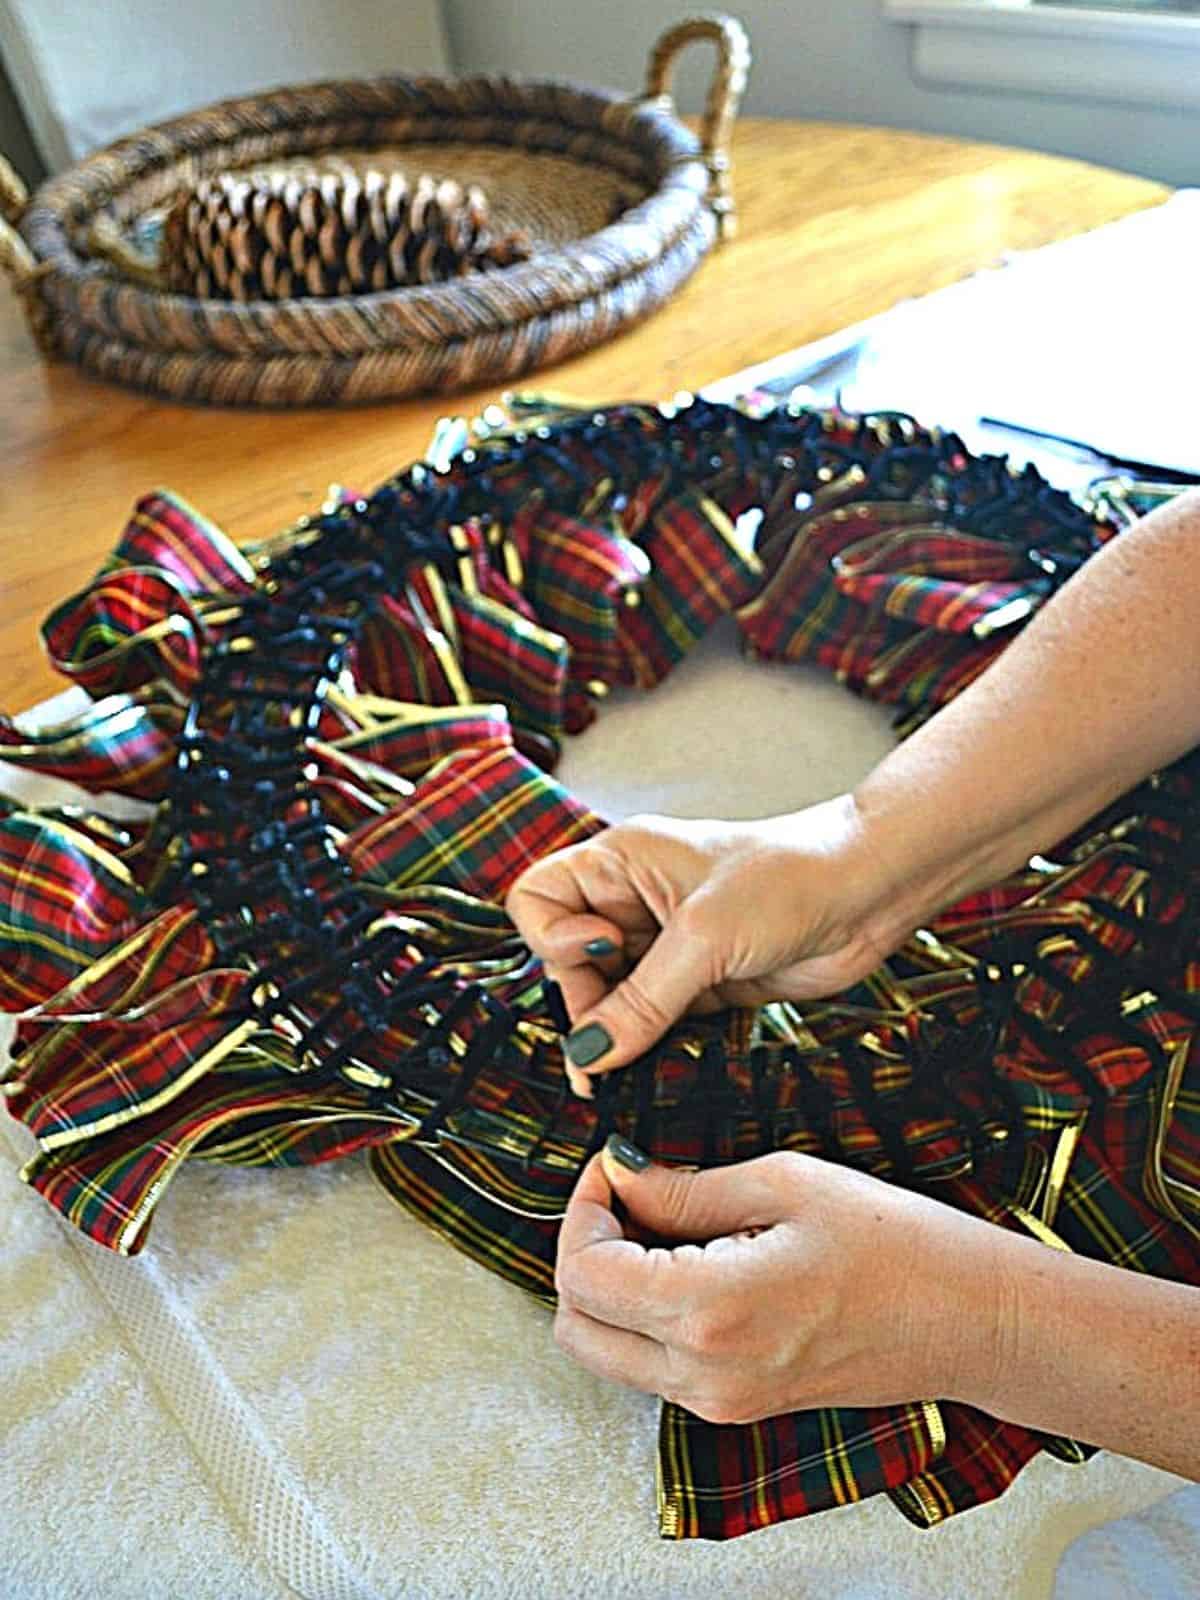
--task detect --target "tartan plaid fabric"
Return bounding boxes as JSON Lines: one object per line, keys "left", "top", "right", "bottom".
{"left": 1163, "top": 1036, "right": 1200, "bottom": 1216}
{"left": 331, "top": 703, "right": 515, "bottom": 779}
{"left": 110, "top": 489, "right": 258, "bottom": 594}
{"left": 443, "top": 519, "right": 541, "bottom": 621}
{"left": 0, "top": 807, "right": 148, "bottom": 1010}
{"left": 832, "top": 524, "right": 1048, "bottom": 631}
{"left": 17, "top": 904, "right": 216, "bottom": 1022}
{"left": 356, "top": 590, "right": 472, "bottom": 707}
{"left": 657, "top": 1399, "right": 946, "bottom": 1539}
{"left": 41, "top": 568, "right": 212, "bottom": 697}
{"left": 36, "top": 495, "right": 255, "bottom": 700}
{"left": 7, "top": 968, "right": 253, "bottom": 1148}
{"left": 508, "top": 501, "right": 648, "bottom": 692}
{"left": 0, "top": 797, "right": 149, "bottom": 857}
{"left": 737, "top": 491, "right": 1111, "bottom": 724}
{"left": 2, "top": 396, "right": 1198, "bottom": 1543}
{"left": 346, "top": 742, "right": 603, "bottom": 901}
{"left": 617, "top": 488, "right": 764, "bottom": 688}
{"left": 0, "top": 692, "right": 180, "bottom": 799}
{"left": 408, "top": 565, "right": 572, "bottom": 745}
{"left": 21, "top": 1065, "right": 413, "bottom": 1255}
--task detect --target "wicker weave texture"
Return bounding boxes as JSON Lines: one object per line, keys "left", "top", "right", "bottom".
{"left": 0, "top": 15, "right": 751, "bottom": 407}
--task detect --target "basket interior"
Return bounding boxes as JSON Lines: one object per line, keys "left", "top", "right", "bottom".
{"left": 113, "top": 144, "right": 653, "bottom": 267}
{"left": 94, "top": 108, "right": 665, "bottom": 273}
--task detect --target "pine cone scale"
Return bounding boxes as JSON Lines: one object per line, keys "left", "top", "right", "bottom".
{"left": 161, "top": 166, "right": 528, "bottom": 302}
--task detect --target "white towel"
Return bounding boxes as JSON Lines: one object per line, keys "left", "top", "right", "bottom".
{"left": 0, "top": 622, "right": 1189, "bottom": 1600}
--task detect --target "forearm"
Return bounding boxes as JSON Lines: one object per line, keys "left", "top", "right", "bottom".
{"left": 844, "top": 488, "right": 1200, "bottom": 942}
{"left": 945, "top": 1223, "right": 1200, "bottom": 1480}
{"left": 845, "top": 498, "right": 1200, "bottom": 1470}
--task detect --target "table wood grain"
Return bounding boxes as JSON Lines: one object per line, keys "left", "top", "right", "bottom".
{"left": 0, "top": 119, "right": 1168, "bottom": 714}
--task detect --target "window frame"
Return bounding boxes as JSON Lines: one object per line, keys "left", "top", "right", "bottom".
{"left": 883, "top": 1, "right": 1200, "bottom": 110}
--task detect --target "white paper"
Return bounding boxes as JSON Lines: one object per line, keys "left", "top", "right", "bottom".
{"left": 707, "top": 191, "right": 1200, "bottom": 480}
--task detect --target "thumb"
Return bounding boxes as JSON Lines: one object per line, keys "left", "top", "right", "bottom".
{"left": 563, "top": 910, "right": 713, "bottom": 1076}
{"left": 599, "top": 1136, "right": 786, "bottom": 1242}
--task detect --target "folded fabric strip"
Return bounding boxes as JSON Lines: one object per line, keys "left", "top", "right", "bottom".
{"left": 0, "top": 807, "right": 150, "bottom": 1010}
{"left": 0, "top": 691, "right": 181, "bottom": 798}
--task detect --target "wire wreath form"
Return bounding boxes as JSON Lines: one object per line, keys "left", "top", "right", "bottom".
{"left": 3, "top": 392, "right": 1199, "bottom": 1537}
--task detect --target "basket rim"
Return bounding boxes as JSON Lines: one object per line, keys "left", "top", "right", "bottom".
{"left": 48, "top": 208, "right": 716, "bottom": 407}
{"left": 22, "top": 71, "right": 714, "bottom": 358}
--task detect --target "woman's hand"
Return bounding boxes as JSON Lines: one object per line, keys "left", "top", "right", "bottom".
{"left": 554, "top": 1139, "right": 1200, "bottom": 1483}
{"left": 504, "top": 795, "right": 911, "bottom": 1092}
{"left": 554, "top": 1141, "right": 1006, "bottom": 1422}
{"left": 509, "top": 491, "right": 1200, "bottom": 1095}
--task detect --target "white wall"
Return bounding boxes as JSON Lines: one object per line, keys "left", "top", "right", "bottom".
{"left": 442, "top": 0, "right": 1197, "bottom": 187}
{"left": 1, "top": 0, "right": 449, "bottom": 169}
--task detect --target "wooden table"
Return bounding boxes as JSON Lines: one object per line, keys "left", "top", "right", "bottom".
{"left": 0, "top": 119, "right": 1167, "bottom": 714}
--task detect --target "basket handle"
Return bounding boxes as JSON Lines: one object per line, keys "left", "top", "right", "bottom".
{"left": 0, "top": 153, "right": 55, "bottom": 353}
{"left": 644, "top": 13, "right": 751, "bottom": 242}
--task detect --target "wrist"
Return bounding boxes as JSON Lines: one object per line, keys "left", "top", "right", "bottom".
{"left": 810, "top": 786, "right": 974, "bottom": 959}
{"left": 846, "top": 774, "right": 1055, "bottom": 952}
{"left": 946, "top": 1230, "right": 1200, "bottom": 1475}
{"left": 904, "top": 1199, "right": 1020, "bottom": 1406}
{"left": 766, "top": 791, "right": 922, "bottom": 961}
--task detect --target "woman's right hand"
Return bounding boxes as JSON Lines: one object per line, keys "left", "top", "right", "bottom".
{"left": 504, "top": 793, "right": 912, "bottom": 1094}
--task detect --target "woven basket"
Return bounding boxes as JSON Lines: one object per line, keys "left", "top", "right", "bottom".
{"left": 0, "top": 15, "right": 750, "bottom": 408}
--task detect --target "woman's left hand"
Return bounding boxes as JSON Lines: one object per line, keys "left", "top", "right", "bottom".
{"left": 554, "top": 1141, "right": 1010, "bottom": 1424}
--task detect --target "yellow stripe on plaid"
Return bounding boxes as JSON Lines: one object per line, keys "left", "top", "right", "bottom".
{"left": 130, "top": 494, "right": 256, "bottom": 585}
{"left": 15, "top": 910, "right": 206, "bottom": 1035}
{"left": 658, "top": 1404, "right": 698, "bottom": 1539}
{"left": 35, "top": 1018, "right": 259, "bottom": 1152}
{"left": 360, "top": 753, "right": 592, "bottom": 890}
{"left": 818, "top": 1406, "right": 859, "bottom": 1506}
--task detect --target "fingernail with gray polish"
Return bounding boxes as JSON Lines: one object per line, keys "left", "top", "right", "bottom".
{"left": 564, "top": 1022, "right": 613, "bottom": 1068}
{"left": 604, "top": 1133, "right": 650, "bottom": 1172}
{"left": 584, "top": 937, "right": 618, "bottom": 959}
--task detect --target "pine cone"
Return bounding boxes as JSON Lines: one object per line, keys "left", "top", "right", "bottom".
{"left": 160, "top": 169, "right": 531, "bottom": 301}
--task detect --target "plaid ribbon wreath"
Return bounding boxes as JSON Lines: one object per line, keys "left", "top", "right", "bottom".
{"left": 1, "top": 396, "right": 1197, "bottom": 1540}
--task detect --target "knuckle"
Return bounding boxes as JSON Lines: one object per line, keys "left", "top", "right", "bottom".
{"left": 671, "top": 908, "right": 721, "bottom": 990}
{"left": 759, "top": 1149, "right": 808, "bottom": 1190}
{"left": 680, "top": 1304, "right": 739, "bottom": 1359}
{"left": 614, "top": 972, "right": 673, "bottom": 1033}
{"left": 505, "top": 855, "right": 548, "bottom": 902}
{"left": 502, "top": 882, "right": 526, "bottom": 924}
{"left": 671, "top": 898, "right": 714, "bottom": 948}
